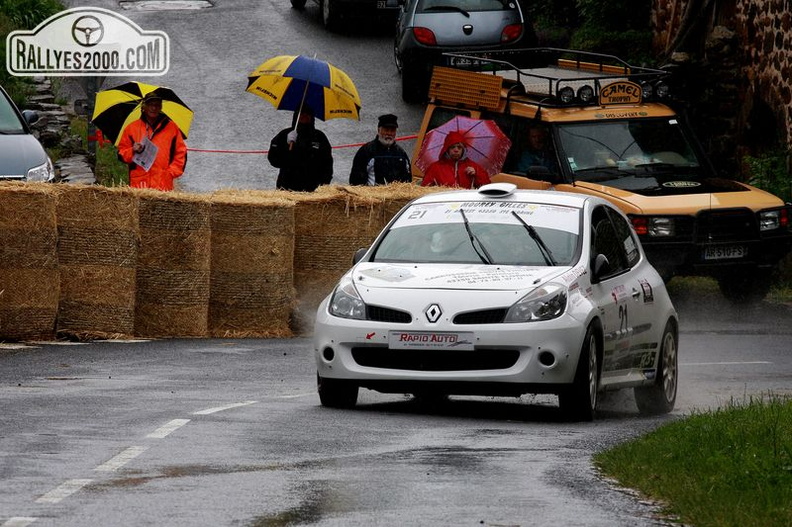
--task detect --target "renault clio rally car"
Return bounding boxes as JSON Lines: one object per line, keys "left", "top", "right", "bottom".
{"left": 412, "top": 48, "right": 792, "bottom": 303}
{"left": 313, "top": 183, "right": 679, "bottom": 421}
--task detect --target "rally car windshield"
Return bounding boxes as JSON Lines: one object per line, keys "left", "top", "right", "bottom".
{"left": 371, "top": 201, "right": 581, "bottom": 266}
{"left": 557, "top": 118, "right": 701, "bottom": 182}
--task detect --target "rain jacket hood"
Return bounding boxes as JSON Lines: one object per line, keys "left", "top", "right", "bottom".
{"left": 440, "top": 131, "right": 468, "bottom": 161}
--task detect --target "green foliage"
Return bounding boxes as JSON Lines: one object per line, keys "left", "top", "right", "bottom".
{"left": 0, "top": 0, "right": 63, "bottom": 29}
{"left": 569, "top": 27, "right": 654, "bottom": 65}
{"left": 595, "top": 395, "right": 792, "bottom": 527}
{"left": 69, "top": 117, "right": 129, "bottom": 187}
{"left": 1, "top": 0, "right": 65, "bottom": 106}
{"left": 744, "top": 149, "right": 791, "bottom": 203}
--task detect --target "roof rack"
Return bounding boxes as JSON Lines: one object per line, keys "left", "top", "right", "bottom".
{"left": 438, "top": 48, "right": 671, "bottom": 108}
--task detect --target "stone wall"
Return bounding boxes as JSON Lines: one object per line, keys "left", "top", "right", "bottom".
{"left": 651, "top": 0, "right": 792, "bottom": 177}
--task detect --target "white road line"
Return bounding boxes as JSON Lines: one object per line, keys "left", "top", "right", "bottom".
{"left": 146, "top": 419, "right": 190, "bottom": 439}
{"left": 193, "top": 401, "right": 258, "bottom": 415}
{"left": 94, "top": 446, "right": 149, "bottom": 472}
{"left": 682, "top": 361, "right": 773, "bottom": 366}
{"left": 277, "top": 393, "right": 314, "bottom": 399}
{"left": 35, "top": 479, "right": 93, "bottom": 504}
{"left": 2, "top": 518, "right": 37, "bottom": 527}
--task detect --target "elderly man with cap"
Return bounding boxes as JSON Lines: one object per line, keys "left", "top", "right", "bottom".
{"left": 117, "top": 92, "right": 187, "bottom": 190}
{"left": 349, "top": 113, "right": 412, "bottom": 186}
{"left": 268, "top": 105, "right": 333, "bottom": 192}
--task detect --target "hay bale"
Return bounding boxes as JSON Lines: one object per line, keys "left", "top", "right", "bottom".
{"left": 208, "top": 192, "right": 296, "bottom": 338}
{"left": 135, "top": 190, "right": 211, "bottom": 337}
{"left": 0, "top": 183, "right": 59, "bottom": 341}
{"left": 55, "top": 185, "right": 139, "bottom": 339}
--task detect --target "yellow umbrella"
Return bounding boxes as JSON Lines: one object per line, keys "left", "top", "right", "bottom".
{"left": 92, "top": 81, "right": 193, "bottom": 146}
{"left": 246, "top": 55, "right": 361, "bottom": 121}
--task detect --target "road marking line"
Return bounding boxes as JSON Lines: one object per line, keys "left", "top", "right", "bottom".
{"left": 35, "top": 479, "right": 93, "bottom": 504}
{"left": 146, "top": 419, "right": 190, "bottom": 439}
{"left": 94, "top": 446, "right": 149, "bottom": 472}
{"left": 682, "top": 361, "right": 773, "bottom": 366}
{"left": 2, "top": 518, "right": 37, "bottom": 527}
{"left": 193, "top": 400, "right": 258, "bottom": 415}
{"left": 277, "top": 393, "right": 313, "bottom": 399}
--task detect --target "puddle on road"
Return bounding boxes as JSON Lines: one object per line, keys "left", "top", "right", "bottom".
{"left": 118, "top": 0, "right": 214, "bottom": 10}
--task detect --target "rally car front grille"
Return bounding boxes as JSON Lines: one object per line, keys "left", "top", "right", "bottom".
{"left": 367, "top": 306, "right": 412, "bottom": 323}
{"left": 695, "top": 209, "right": 756, "bottom": 242}
{"left": 351, "top": 347, "right": 520, "bottom": 371}
{"left": 453, "top": 308, "right": 507, "bottom": 324}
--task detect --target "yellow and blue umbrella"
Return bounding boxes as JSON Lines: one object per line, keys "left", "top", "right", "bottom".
{"left": 245, "top": 55, "right": 361, "bottom": 121}
{"left": 92, "top": 81, "right": 193, "bottom": 146}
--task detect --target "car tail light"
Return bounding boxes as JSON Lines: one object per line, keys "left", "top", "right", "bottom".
{"left": 501, "top": 23, "right": 522, "bottom": 43}
{"left": 759, "top": 208, "right": 790, "bottom": 231}
{"left": 413, "top": 27, "right": 437, "bottom": 46}
{"left": 631, "top": 216, "right": 648, "bottom": 236}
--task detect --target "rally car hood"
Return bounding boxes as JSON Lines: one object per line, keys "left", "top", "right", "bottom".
{"left": 352, "top": 262, "right": 568, "bottom": 292}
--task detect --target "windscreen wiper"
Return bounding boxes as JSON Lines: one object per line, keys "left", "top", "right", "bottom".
{"left": 511, "top": 211, "right": 557, "bottom": 266}
{"left": 425, "top": 5, "right": 470, "bottom": 16}
{"left": 459, "top": 209, "right": 492, "bottom": 264}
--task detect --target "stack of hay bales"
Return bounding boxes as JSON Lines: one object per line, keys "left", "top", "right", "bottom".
{"left": 209, "top": 191, "right": 295, "bottom": 338}
{"left": 135, "top": 190, "right": 211, "bottom": 337}
{"left": 290, "top": 183, "right": 436, "bottom": 334}
{"left": 0, "top": 183, "right": 59, "bottom": 341}
{"left": 56, "top": 185, "right": 138, "bottom": 340}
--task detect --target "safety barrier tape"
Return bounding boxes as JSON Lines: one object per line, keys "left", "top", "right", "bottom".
{"left": 185, "top": 134, "right": 418, "bottom": 154}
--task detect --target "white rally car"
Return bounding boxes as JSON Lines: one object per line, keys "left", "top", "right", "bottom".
{"left": 313, "top": 183, "right": 679, "bottom": 421}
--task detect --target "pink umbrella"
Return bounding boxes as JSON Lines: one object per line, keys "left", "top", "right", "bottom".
{"left": 416, "top": 116, "right": 512, "bottom": 177}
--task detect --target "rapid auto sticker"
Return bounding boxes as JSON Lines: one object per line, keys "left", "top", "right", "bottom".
{"left": 611, "top": 284, "right": 628, "bottom": 304}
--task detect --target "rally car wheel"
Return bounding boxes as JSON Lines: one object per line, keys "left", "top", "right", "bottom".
{"left": 317, "top": 374, "right": 358, "bottom": 409}
{"left": 290, "top": 0, "right": 306, "bottom": 9}
{"left": 634, "top": 320, "right": 678, "bottom": 415}
{"left": 558, "top": 323, "right": 599, "bottom": 421}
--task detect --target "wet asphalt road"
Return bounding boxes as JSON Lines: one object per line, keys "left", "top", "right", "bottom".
{"left": 1, "top": 291, "right": 790, "bottom": 526}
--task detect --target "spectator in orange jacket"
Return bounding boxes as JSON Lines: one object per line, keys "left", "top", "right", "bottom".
{"left": 420, "top": 131, "right": 490, "bottom": 188}
{"left": 117, "top": 93, "right": 187, "bottom": 190}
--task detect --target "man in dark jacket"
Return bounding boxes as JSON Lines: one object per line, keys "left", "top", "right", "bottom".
{"left": 349, "top": 114, "right": 412, "bottom": 186}
{"left": 268, "top": 105, "right": 333, "bottom": 191}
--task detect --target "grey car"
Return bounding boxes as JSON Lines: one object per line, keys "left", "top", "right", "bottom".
{"left": 394, "top": 0, "right": 536, "bottom": 102}
{"left": 291, "top": 0, "right": 400, "bottom": 32}
{"left": 0, "top": 85, "right": 55, "bottom": 182}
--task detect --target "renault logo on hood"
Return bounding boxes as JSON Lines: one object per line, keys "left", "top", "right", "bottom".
{"left": 425, "top": 304, "right": 442, "bottom": 323}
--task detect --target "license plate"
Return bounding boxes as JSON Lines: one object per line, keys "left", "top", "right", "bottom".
{"left": 376, "top": 0, "right": 387, "bottom": 8}
{"left": 389, "top": 331, "right": 475, "bottom": 350}
{"left": 703, "top": 245, "right": 746, "bottom": 260}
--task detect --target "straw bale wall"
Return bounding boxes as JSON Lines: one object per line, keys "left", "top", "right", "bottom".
{"left": 135, "top": 191, "right": 211, "bottom": 338}
{"left": 208, "top": 192, "right": 295, "bottom": 338}
{"left": 56, "top": 186, "right": 139, "bottom": 339}
{"left": 0, "top": 182, "right": 438, "bottom": 342}
{"left": 0, "top": 183, "right": 59, "bottom": 341}
{"left": 290, "top": 184, "right": 436, "bottom": 333}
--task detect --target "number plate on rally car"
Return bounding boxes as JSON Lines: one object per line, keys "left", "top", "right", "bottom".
{"left": 703, "top": 245, "right": 746, "bottom": 260}
{"left": 389, "top": 331, "right": 475, "bottom": 350}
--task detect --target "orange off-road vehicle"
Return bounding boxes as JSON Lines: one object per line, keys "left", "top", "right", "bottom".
{"left": 412, "top": 48, "right": 792, "bottom": 302}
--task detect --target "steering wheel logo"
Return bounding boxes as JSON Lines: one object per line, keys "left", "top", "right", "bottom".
{"left": 71, "top": 15, "right": 104, "bottom": 47}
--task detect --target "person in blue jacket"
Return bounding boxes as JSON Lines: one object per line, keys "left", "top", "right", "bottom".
{"left": 349, "top": 114, "right": 412, "bottom": 186}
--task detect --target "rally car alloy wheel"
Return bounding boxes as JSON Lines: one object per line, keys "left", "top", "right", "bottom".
{"left": 558, "top": 322, "right": 601, "bottom": 422}
{"left": 634, "top": 319, "right": 678, "bottom": 415}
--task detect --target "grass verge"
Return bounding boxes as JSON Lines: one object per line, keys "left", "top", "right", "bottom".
{"left": 595, "top": 395, "right": 792, "bottom": 527}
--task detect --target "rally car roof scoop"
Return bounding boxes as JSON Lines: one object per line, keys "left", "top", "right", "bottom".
{"left": 478, "top": 182, "right": 516, "bottom": 197}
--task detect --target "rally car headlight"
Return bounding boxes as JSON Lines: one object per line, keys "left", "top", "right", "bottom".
{"left": 329, "top": 275, "right": 366, "bottom": 320}
{"left": 26, "top": 157, "right": 55, "bottom": 182}
{"left": 504, "top": 283, "right": 567, "bottom": 322}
